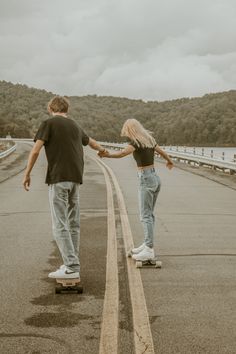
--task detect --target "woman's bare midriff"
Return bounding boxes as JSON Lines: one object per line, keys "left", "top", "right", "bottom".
{"left": 137, "top": 164, "right": 154, "bottom": 171}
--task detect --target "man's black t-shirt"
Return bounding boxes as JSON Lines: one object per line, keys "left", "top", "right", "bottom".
{"left": 34, "top": 115, "right": 89, "bottom": 185}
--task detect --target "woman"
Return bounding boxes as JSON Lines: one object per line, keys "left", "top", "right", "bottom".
{"left": 99, "top": 118, "right": 173, "bottom": 262}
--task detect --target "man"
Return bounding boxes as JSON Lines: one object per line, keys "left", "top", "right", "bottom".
{"left": 23, "top": 96, "right": 106, "bottom": 280}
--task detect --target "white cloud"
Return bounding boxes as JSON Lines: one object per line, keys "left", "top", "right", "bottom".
{"left": 0, "top": 0, "right": 236, "bottom": 100}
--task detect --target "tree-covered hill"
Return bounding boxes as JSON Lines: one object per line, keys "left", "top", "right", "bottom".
{"left": 0, "top": 80, "right": 236, "bottom": 146}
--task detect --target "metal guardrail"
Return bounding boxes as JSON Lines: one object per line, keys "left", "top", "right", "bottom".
{"left": 163, "top": 149, "right": 236, "bottom": 174}
{"left": 163, "top": 146, "right": 236, "bottom": 162}
{"left": 100, "top": 142, "right": 126, "bottom": 150}
{"left": 1, "top": 138, "right": 235, "bottom": 174}
{"left": 100, "top": 142, "right": 236, "bottom": 175}
{"left": 0, "top": 138, "right": 33, "bottom": 142}
{"left": 0, "top": 142, "right": 17, "bottom": 159}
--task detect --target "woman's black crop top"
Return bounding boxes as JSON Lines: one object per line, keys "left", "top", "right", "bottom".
{"left": 129, "top": 141, "right": 156, "bottom": 167}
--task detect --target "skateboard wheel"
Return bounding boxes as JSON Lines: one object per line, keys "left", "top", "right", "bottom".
{"left": 55, "top": 288, "right": 61, "bottom": 294}
{"left": 77, "top": 287, "right": 83, "bottom": 294}
{"left": 127, "top": 250, "right": 132, "bottom": 257}
{"left": 136, "top": 261, "right": 143, "bottom": 268}
{"left": 155, "top": 261, "right": 162, "bottom": 268}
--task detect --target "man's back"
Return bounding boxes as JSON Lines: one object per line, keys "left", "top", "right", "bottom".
{"left": 34, "top": 115, "right": 89, "bottom": 184}
{"left": 23, "top": 95, "right": 107, "bottom": 281}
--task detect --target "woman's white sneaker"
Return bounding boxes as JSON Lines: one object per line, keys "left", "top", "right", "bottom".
{"left": 48, "top": 267, "right": 80, "bottom": 279}
{"left": 131, "top": 243, "right": 145, "bottom": 254}
{"left": 132, "top": 245, "right": 155, "bottom": 261}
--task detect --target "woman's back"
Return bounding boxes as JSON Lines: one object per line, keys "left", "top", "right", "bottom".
{"left": 129, "top": 140, "right": 155, "bottom": 167}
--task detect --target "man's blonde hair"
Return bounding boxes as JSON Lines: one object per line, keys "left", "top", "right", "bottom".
{"left": 47, "top": 96, "right": 70, "bottom": 113}
{"left": 121, "top": 119, "right": 156, "bottom": 148}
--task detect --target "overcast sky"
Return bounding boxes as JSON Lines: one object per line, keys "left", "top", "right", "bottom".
{"left": 1, "top": 0, "right": 236, "bottom": 101}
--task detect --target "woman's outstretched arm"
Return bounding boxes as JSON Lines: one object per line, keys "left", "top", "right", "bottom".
{"left": 99, "top": 144, "right": 135, "bottom": 158}
{"left": 155, "top": 145, "right": 174, "bottom": 169}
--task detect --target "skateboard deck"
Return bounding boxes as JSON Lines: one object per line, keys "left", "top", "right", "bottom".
{"left": 135, "top": 258, "right": 162, "bottom": 268}
{"left": 127, "top": 250, "right": 162, "bottom": 269}
{"left": 55, "top": 278, "right": 83, "bottom": 294}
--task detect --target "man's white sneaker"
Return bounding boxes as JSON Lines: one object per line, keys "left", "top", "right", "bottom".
{"left": 132, "top": 245, "right": 155, "bottom": 261}
{"left": 131, "top": 243, "right": 145, "bottom": 254}
{"left": 48, "top": 267, "right": 80, "bottom": 279}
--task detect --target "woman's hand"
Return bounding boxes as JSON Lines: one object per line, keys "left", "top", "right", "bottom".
{"left": 166, "top": 161, "right": 174, "bottom": 170}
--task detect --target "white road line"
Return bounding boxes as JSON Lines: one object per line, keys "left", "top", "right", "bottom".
{"left": 94, "top": 157, "right": 155, "bottom": 354}
{"left": 90, "top": 159, "right": 119, "bottom": 354}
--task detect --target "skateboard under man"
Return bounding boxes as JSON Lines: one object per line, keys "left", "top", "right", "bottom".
{"left": 127, "top": 250, "right": 162, "bottom": 268}
{"left": 55, "top": 278, "right": 83, "bottom": 294}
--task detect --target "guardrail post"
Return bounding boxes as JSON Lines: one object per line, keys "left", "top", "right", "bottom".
{"left": 170, "top": 146, "right": 172, "bottom": 151}
{"left": 222, "top": 152, "right": 225, "bottom": 160}
{"left": 193, "top": 147, "right": 196, "bottom": 155}
{"left": 184, "top": 147, "right": 186, "bottom": 153}
{"left": 211, "top": 150, "right": 214, "bottom": 159}
{"left": 202, "top": 148, "right": 204, "bottom": 156}
{"left": 234, "top": 154, "right": 236, "bottom": 163}
{"left": 176, "top": 146, "right": 178, "bottom": 152}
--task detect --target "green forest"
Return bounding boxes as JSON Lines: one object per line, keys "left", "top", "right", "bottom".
{"left": 0, "top": 80, "right": 236, "bottom": 146}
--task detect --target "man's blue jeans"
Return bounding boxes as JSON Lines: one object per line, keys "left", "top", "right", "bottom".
{"left": 49, "top": 182, "right": 80, "bottom": 273}
{"left": 138, "top": 168, "right": 161, "bottom": 248}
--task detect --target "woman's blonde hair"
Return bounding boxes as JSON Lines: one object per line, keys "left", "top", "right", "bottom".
{"left": 121, "top": 119, "right": 156, "bottom": 148}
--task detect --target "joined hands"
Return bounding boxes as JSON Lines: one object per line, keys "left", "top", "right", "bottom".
{"left": 98, "top": 149, "right": 110, "bottom": 158}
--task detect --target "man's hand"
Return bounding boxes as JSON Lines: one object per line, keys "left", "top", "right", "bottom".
{"left": 23, "top": 174, "right": 31, "bottom": 191}
{"left": 22, "top": 139, "right": 44, "bottom": 191}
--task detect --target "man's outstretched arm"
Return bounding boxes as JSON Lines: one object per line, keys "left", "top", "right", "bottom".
{"left": 88, "top": 138, "right": 107, "bottom": 153}
{"left": 23, "top": 140, "right": 44, "bottom": 191}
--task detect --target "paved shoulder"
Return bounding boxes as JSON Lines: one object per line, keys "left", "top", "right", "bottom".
{"left": 104, "top": 156, "right": 236, "bottom": 354}
{"left": 0, "top": 142, "right": 31, "bottom": 183}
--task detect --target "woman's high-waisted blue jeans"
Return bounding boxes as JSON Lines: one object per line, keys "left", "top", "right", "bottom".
{"left": 49, "top": 182, "right": 80, "bottom": 273}
{"left": 137, "top": 167, "right": 161, "bottom": 248}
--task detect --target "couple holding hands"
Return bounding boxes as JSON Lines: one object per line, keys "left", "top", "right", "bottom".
{"left": 23, "top": 96, "right": 173, "bottom": 280}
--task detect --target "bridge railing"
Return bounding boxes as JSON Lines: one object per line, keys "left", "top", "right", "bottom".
{"left": 100, "top": 142, "right": 236, "bottom": 175}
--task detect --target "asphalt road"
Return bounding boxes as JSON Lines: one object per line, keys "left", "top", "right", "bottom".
{"left": 104, "top": 155, "right": 236, "bottom": 354}
{"left": 0, "top": 144, "right": 236, "bottom": 354}
{"left": 0, "top": 142, "right": 31, "bottom": 183}
{"left": 0, "top": 148, "right": 107, "bottom": 354}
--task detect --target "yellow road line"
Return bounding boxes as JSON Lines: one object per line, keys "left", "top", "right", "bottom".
{"left": 90, "top": 158, "right": 119, "bottom": 354}
{"left": 95, "top": 157, "right": 155, "bottom": 354}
